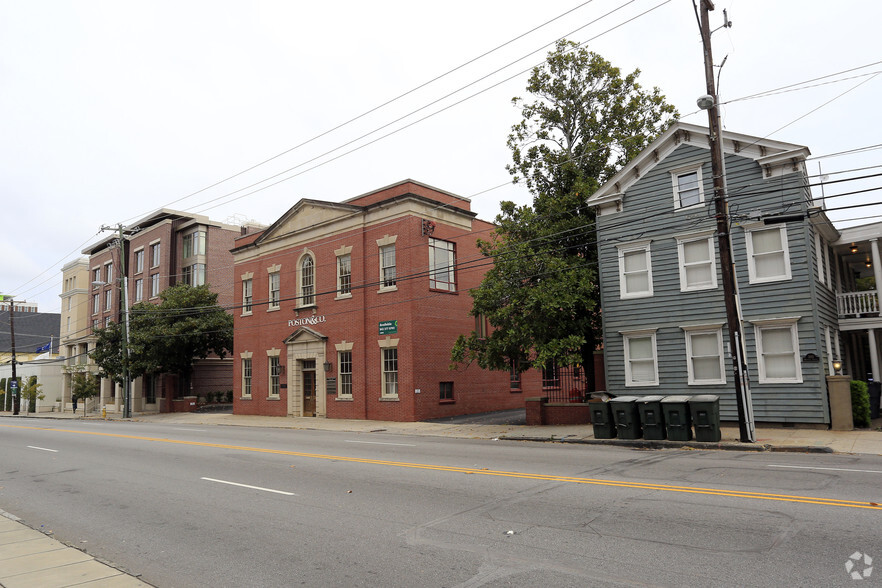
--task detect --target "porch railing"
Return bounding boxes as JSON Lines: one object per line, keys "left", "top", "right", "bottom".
{"left": 837, "top": 290, "right": 880, "bottom": 317}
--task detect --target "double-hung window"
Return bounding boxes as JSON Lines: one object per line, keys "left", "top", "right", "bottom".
{"left": 242, "top": 358, "right": 252, "bottom": 398}
{"left": 429, "top": 238, "right": 456, "bottom": 291}
{"left": 753, "top": 318, "right": 802, "bottom": 383}
{"left": 622, "top": 330, "right": 658, "bottom": 386}
{"left": 150, "top": 273, "right": 160, "bottom": 297}
{"left": 242, "top": 278, "right": 253, "bottom": 314}
{"left": 671, "top": 166, "right": 704, "bottom": 209}
{"left": 382, "top": 348, "right": 398, "bottom": 397}
{"left": 134, "top": 250, "right": 144, "bottom": 274}
{"left": 268, "top": 271, "right": 280, "bottom": 310}
{"left": 337, "top": 254, "right": 351, "bottom": 296}
{"left": 268, "top": 356, "right": 280, "bottom": 397}
{"left": 617, "top": 241, "right": 653, "bottom": 299}
{"left": 380, "top": 245, "right": 396, "bottom": 288}
{"left": 134, "top": 278, "right": 143, "bottom": 302}
{"left": 683, "top": 326, "right": 725, "bottom": 385}
{"left": 338, "top": 351, "right": 352, "bottom": 398}
{"left": 92, "top": 294, "right": 99, "bottom": 314}
{"left": 746, "top": 226, "right": 791, "bottom": 283}
{"left": 676, "top": 232, "right": 717, "bottom": 291}
{"left": 150, "top": 242, "right": 161, "bottom": 268}
{"left": 104, "top": 289, "right": 112, "bottom": 312}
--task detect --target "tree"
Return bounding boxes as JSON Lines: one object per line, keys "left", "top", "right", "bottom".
{"left": 20, "top": 375, "right": 44, "bottom": 413}
{"left": 452, "top": 40, "right": 677, "bottom": 391}
{"left": 92, "top": 284, "right": 234, "bottom": 394}
{"left": 70, "top": 371, "right": 99, "bottom": 416}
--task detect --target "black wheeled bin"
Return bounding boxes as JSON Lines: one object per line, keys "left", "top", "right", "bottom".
{"left": 610, "top": 396, "right": 642, "bottom": 439}
{"left": 591, "top": 401, "right": 616, "bottom": 439}
{"left": 689, "top": 394, "right": 721, "bottom": 442}
{"left": 661, "top": 395, "right": 693, "bottom": 441}
{"left": 637, "top": 395, "right": 666, "bottom": 440}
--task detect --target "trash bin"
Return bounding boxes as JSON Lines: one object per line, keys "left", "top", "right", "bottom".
{"left": 637, "top": 395, "right": 666, "bottom": 440}
{"left": 610, "top": 396, "right": 642, "bottom": 439}
{"left": 591, "top": 400, "right": 616, "bottom": 439}
{"left": 689, "top": 394, "right": 721, "bottom": 442}
{"left": 661, "top": 395, "right": 693, "bottom": 441}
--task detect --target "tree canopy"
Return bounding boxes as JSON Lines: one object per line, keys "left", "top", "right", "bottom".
{"left": 91, "top": 284, "right": 233, "bottom": 383}
{"left": 452, "top": 40, "right": 677, "bottom": 389}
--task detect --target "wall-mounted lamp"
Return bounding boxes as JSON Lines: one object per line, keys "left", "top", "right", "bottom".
{"left": 323, "top": 360, "right": 332, "bottom": 373}
{"left": 850, "top": 243, "right": 859, "bottom": 254}
{"left": 832, "top": 359, "right": 843, "bottom": 375}
{"left": 866, "top": 258, "right": 873, "bottom": 268}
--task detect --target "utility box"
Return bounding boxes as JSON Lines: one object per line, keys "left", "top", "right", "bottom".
{"left": 591, "top": 401, "right": 616, "bottom": 439}
{"left": 610, "top": 396, "right": 642, "bottom": 439}
{"left": 637, "top": 395, "right": 666, "bottom": 440}
{"left": 661, "top": 396, "right": 693, "bottom": 441}
{"left": 689, "top": 395, "right": 721, "bottom": 442}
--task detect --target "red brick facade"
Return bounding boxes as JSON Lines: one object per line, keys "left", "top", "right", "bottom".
{"left": 232, "top": 180, "right": 541, "bottom": 422}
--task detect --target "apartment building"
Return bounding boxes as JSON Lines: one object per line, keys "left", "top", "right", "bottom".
{"left": 70, "top": 209, "right": 246, "bottom": 414}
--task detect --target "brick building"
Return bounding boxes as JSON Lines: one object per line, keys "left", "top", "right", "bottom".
{"left": 231, "top": 180, "right": 541, "bottom": 421}
{"left": 68, "top": 209, "right": 249, "bottom": 414}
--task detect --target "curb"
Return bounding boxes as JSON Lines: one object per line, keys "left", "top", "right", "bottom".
{"left": 499, "top": 435, "right": 835, "bottom": 453}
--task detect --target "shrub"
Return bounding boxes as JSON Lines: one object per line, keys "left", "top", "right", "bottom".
{"left": 225, "top": 390, "right": 233, "bottom": 403}
{"left": 851, "top": 380, "right": 871, "bottom": 428}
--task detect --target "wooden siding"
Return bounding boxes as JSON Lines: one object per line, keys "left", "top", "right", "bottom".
{"left": 597, "top": 143, "right": 830, "bottom": 423}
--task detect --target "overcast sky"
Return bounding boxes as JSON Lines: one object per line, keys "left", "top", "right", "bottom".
{"left": 2, "top": 0, "right": 880, "bottom": 313}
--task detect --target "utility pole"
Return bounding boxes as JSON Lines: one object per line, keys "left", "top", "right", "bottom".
{"left": 699, "top": 0, "right": 755, "bottom": 442}
{"left": 8, "top": 295, "right": 19, "bottom": 415}
{"left": 100, "top": 224, "right": 132, "bottom": 418}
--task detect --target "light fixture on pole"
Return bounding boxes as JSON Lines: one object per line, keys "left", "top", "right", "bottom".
{"left": 832, "top": 358, "right": 843, "bottom": 376}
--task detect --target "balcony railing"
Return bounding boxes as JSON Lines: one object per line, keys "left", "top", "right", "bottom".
{"left": 837, "top": 290, "right": 880, "bottom": 318}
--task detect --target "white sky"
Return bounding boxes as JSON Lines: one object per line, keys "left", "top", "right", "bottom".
{"left": 2, "top": 0, "right": 880, "bottom": 313}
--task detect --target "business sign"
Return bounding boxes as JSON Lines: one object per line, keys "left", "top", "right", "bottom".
{"left": 288, "top": 315, "right": 327, "bottom": 328}
{"left": 9, "top": 379, "right": 18, "bottom": 391}
{"left": 379, "top": 320, "right": 398, "bottom": 335}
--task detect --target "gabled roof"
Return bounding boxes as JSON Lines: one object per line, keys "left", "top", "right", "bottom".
{"left": 587, "top": 122, "right": 811, "bottom": 206}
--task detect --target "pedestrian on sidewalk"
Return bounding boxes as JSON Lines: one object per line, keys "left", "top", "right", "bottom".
{"left": 72, "top": 393, "right": 78, "bottom": 413}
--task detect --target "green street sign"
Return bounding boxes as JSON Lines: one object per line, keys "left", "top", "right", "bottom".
{"left": 379, "top": 320, "right": 398, "bottom": 335}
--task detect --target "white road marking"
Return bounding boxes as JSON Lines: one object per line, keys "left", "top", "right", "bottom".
{"left": 344, "top": 440, "right": 416, "bottom": 447}
{"left": 201, "top": 477, "right": 296, "bottom": 495}
{"left": 173, "top": 428, "right": 206, "bottom": 432}
{"left": 27, "top": 446, "right": 58, "bottom": 453}
{"left": 769, "top": 464, "right": 882, "bottom": 474}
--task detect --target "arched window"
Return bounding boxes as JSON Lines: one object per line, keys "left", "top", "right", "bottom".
{"left": 300, "top": 256, "right": 315, "bottom": 306}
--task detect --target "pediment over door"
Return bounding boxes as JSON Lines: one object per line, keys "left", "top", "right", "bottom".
{"left": 283, "top": 326, "right": 328, "bottom": 345}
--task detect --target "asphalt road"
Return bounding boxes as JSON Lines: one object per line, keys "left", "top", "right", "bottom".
{"left": 2, "top": 417, "right": 881, "bottom": 587}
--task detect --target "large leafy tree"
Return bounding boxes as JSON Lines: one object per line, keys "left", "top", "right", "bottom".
{"left": 452, "top": 40, "right": 677, "bottom": 391}
{"left": 92, "top": 284, "right": 233, "bottom": 388}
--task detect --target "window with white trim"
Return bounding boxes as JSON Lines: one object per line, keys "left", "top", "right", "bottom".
{"left": 382, "top": 348, "right": 398, "bottom": 397}
{"left": 242, "top": 358, "right": 252, "bottom": 398}
{"left": 671, "top": 166, "right": 704, "bottom": 209}
{"left": 92, "top": 294, "right": 99, "bottom": 315}
{"left": 150, "top": 273, "right": 160, "bottom": 297}
{"left": 684, "top": 326, "right": 725, "bottom": 385}
{"left": 746, "top": 226, "right": 791, "bottom": 283}
{"left": 104, "top": 289, "right": 112, "bottom": 311}
{"left": 753, "top": 318, "right": 802, "bottom": 383}
{"left": 150, "top": 242, "right": 161, "bottom": 268}
{"left": 623, "top": 330, "right": 658, "bottom": 386}
{"left": 429, "top": 238, "right": 456, "bottom": 291}
{"left": 134, "top": 278, "right": 143, "bottom": 302}
{"left": 300, "top": 255, "right": 315, "bottom": 306}
{"left": 242, "top": 278, "right": 253, "bottom": 314}
{"left": 268, "top": 271, "right": 280, "bottom": 310}
{"left": 617, "top": 241, "right": 653, "bottom": 299}
{"left": 677, "top": 233, "right": 717, "bottom": 291}
{"left": 105, "top": 263, "right": 113, "bottom": 283}
{"left": 338, "top": 351, "right": 352, "bottom": 398}
{"left": 380, "top": 245, "right": 396, "bottom": 288}
{"left": 134, "top": 249, "right": 144, "bottom": 274}
{"left": 268, "top": 356, "right": 281, "bottom": 397}
{"left": 337, "top": 254, "right": 351, "bottom": 296}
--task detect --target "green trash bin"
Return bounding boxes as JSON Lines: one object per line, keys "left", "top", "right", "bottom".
{"left": 637, "top": 395, "right": 666, "bottom": 440}
{"left": 689, "top": 394, "right": 721, "bottom": 442}
{"left": 591, "top": 401, "right": 616, "bottom": 439}
{"left": 661, "top": 395, "right": 693, "bottom": 441}
{"left": 610, "top": 396, "right": 642, "bottom": 439}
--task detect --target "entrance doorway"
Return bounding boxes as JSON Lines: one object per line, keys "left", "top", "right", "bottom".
{"left": 302, "top": 360, "right": 316, "bottom": 417}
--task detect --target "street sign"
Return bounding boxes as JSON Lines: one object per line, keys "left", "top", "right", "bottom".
{"left": 379, "top": 320, "right": 398, "bottom": 335}
{"left": 9, "top": 379, "right": 18, "bottom": 391}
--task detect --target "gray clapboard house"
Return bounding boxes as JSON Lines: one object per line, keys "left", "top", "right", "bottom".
{"left": 586, "top": 121, "right": 858, "bottom": 424}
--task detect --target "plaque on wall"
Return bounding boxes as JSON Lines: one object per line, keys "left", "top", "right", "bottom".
{"left": 326, "top": 377, "right": 337, "bottom": 395}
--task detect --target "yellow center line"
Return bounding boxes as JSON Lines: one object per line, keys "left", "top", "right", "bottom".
{"left": 5, "top": 423, "right": 882, "bottom": 510}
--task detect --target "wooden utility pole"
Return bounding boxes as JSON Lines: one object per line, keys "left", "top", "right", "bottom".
{"left": 699, "top": 0, "right": 755, "bottom": 442}
{"left": 8, "top": 296, "right": 19, "bottom": 415}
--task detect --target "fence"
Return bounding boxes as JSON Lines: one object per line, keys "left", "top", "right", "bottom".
{"left": 541, "top": 364, "right": 590, "bottom": 403}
